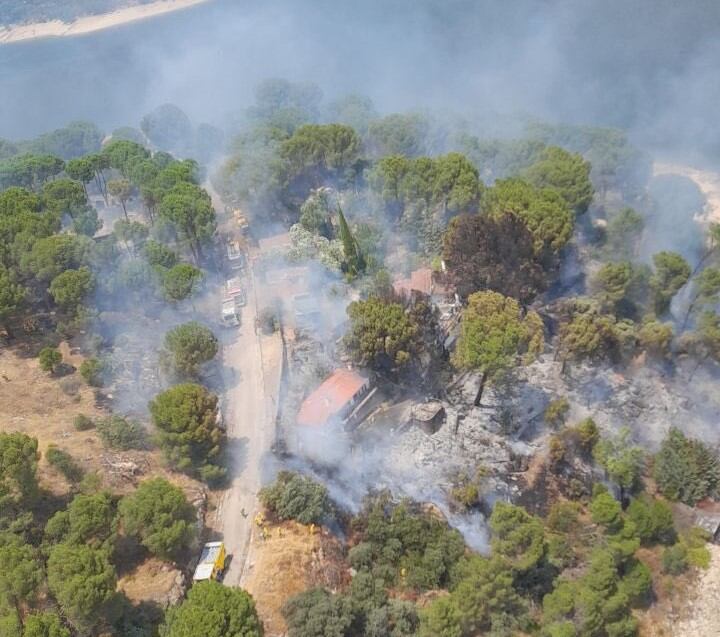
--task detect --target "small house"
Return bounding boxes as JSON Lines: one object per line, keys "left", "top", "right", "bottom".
{"left": 297, "top": 369, "right": 371, "bottom": 428}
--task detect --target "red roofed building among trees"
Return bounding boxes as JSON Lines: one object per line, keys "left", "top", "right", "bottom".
{"left": 296, "top": 369, "right": 371, "bottom": 428}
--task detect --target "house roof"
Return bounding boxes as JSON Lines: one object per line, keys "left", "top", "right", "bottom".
{"left": 393, "top": 267, "right": 433, "bottom": 297}
{"left": 297, "top": 369, "right": 369, "bottom": 427}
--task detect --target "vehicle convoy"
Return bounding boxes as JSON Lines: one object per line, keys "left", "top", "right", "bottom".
{"left": 193, "top": 541, "right": 227, "bottom": 582}
{"left": 221, "top": 276, "right": 246, "bottom": 327}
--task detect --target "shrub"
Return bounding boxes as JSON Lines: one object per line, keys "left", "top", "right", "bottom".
{"left": 547, "top": 501, "right": 581, "bottom": 533}
{"left": 545, "top": 397, "right": 570, "bottom": 428}
{"left": 259, "top": 471, "right": 333, "bottom": 524}
{"left": 161, "top": 321, "right": 218, "bottom": 378}
{"left": 38, "top": 347, "right": 62, "bottom": 373}
{"left": 46, "top": 445, "right": 84, "bottom": 483}
{"left": 73, "top": 414, "right": 94, "bottom": 431}
{"left": 683, "top": 527, "right": 711, "bottom": 569}
{"left": 653, "top": 428, "right": 720, "bottom": 505}
{"left": 626, "top": 496, "right": 676, "bottom": 545}
{"left": 589, "top": 491, "right": 623, "bottom": 531}
{"left": 662, "top": 544, "right": 688, "bottom": 575}
{"left": 149, "top": 384, "right": 225, "bottom": 484}
{"left": 96, "top": 415, "right": 146, "bottom": 450}
{"left": 119, "top": 478, "right": 196, "bottom": 561}
{"left": 79, "top": 358, "right": 105, "bottom": 387}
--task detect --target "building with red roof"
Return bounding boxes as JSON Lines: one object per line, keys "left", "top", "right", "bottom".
{"left": 296, "top": 369, "right": 370, "bottom": 428}
{"left": 393, "top": 267, "right": 434, "bottom": 298}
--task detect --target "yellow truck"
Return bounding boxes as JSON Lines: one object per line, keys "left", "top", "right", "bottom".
{"left": 192, "top": 541, "right": 227, "bottom": 582}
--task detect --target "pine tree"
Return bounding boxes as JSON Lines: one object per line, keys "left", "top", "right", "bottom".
{"left": 337, "top": 206, "right": 365, "bottom": 276}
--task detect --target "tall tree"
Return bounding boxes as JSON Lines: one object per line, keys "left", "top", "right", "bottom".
{"left": 161, "top": 580, "right": 263, "bottom": 637}
{"left": 46, "top": 544, "right": 116, "bottom": 631}
{"left": 453, "top": 291, "right": 544, "bottom": 403}
{"left": 483, "top": 177, "right": 574, "bottom": 255}
{"left": 443, "top": 212, "right": 549, "bottom": 303}
{"left": 119, "top": 478, "right": 196, "bottom": 561}
{"left": 149, "top": 384, "right": 225, "bottom": 483}
{"left": 158, "top": 182, "right": 216, "bottom": 263}
{"left": 337, "top": 207, "right": 365, "bottom": 276}
{"left": 107, "top": 178, "right": 132, "bottom": 221}
{"left": 650, "top": 251, "right": 691, "bottom": 316}
{"left": 161, "top": 321, "right": 218, "bottom": 378}
{"left": 522, "top": 146, "right": 594, "bottom": 214}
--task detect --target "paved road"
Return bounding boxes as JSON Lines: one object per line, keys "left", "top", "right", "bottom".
{"left": 214, "top": 271, "right": 270, "bottom": 587}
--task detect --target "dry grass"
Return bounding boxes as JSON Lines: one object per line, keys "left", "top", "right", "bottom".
{"left": 242, "top": 520, "right": 348, "bottom": 637}
{"left": 0, "top": 345, "right": 206, "bottom": 601}
{"left": 118, "top": 557, "right": 184, "bottom": 607}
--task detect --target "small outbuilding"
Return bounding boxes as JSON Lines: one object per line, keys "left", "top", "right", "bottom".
{"left": 297, "top": 369, "right": 371, "bottom": 428}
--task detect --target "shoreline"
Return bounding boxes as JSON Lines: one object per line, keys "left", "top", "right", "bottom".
{"left": 0, "top": 0, "right": 212, "bottom": 45}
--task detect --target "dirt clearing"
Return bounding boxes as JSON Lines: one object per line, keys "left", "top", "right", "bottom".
{"left": 242, "top": 521, "right": 348, "bottom": 636}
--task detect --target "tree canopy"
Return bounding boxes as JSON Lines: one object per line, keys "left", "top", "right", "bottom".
{"left": 522, "top": 146, "right": 594, "bottom": 214}
{"left": 149, "top": 383, "right": 225, "bottom": 483}
{"left": 161, "top": 580, "right": 263, "bottom": 637}
{"left": 453, "top": 291, "right": 544, "bottom": 385}
{"left": 162, "top": 321, "right": 218, "bottom": 378}
{"left": 344, "top": 297, "right": 421, "bottom": 377}
{"left": 119, "top": 478, "right": 196, "bottom": 561}
{"left": 46, "top": 543, "right": 116, "bottom": 630}
{"left": 442, "top": 212, "right": 550, "bottom": 303}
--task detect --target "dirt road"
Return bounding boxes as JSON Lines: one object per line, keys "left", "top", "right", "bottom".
{"left": 653, "top": 161, "right": 720, "bottom": 223}
{"left": 212, "top": 265, "right": 281, "bottom": 587}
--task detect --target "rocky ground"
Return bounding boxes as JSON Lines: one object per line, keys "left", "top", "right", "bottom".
{"left": 672, "top": 544, "right": 720, "bottom": 637}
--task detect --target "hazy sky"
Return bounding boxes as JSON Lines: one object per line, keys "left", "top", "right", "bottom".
{"left": 2, "top": 0, "right": 720, "bottom": 160}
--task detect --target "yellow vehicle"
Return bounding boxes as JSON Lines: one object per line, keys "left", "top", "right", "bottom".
{"left": 192, "top": 541, "right": 227, "bottom": 582}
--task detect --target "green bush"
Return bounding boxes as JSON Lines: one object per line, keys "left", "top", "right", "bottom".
{"left": 544, "top": 397, "right": 570, "bottom": 428}
{"left": 38, "top": 347, "right": 62, "bottom": 373}
{"left": 79, "top": 358, "right": 105, "bottom": 387}
{"left": 96, "top": 415, "right": 146, "bottom": 450}
{"left": 626, "top": 496, "right": 676, "bottom": 545}
{"left": 259, "top": 471, "right": 333, "bottom": 524}
{"left": 46, "top": 445, "right": 84, "bottom": 483}
{"left": 653, "top": 428, "right": 720, "bottom": 505}
{"left": 73, "top": 414, "right": 94, "bottom": 431}
{"left": 662, "top": 544, "right": 688, "bottom": 575}
{"left": 118, "top": 478, "right": 196, "bottom": 561}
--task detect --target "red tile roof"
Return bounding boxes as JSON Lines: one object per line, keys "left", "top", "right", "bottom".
{"left": 296, "top": 369, "right": 369, "bottom": 427}
{"left": 393, "top": 267, "right": 433, "bottom": 297}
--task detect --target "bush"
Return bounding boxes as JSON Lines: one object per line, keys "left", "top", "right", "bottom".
{"left": 259, "top": 471, "right": 333, "bottom": 524}
{"left": 662, "top": 544, "right": 688, "bottom": 575}
{"left": 46, "top": 445, "right": 84, "bottom": 483}
{"left": 653, "top": 428, "right": 720, "bottom": 505}
{"left": 119, "top": 478, "right": 196, "bottom": 561}
{"left": 96, "top": 415, "right": 146, "bottom": 450}
{"left": 683, "top": 527, "right": 712, "bottom": 569}
{"left": 38, "top": 347, "right": 62, "bottom": 373}
{"left": 149, "top": 384, "right": 225, "bottom": 483}
{"left": 626, "top": 496, "right": 676, "bottom": 545}
{"left": 73, "top": 414, "right": 94, "bottom": 431}
{"left": 161, "top": 321, "right": 218, "bottom": 378}
{"left": 544, "top": 397, "right": 570, "bottom": 428}
{"left": 79, "top": 358, "right": 105, "bottom": 387}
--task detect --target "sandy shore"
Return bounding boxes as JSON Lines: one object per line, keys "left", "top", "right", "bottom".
{"left": 0, "top": 0, "right": 212, "bottom": 45}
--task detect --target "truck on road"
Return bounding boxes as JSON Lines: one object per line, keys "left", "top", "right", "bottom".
{"left": 221, "top": 277, "right": 247, "bottom": 328}
{"left": 193, "top": 541, "right": 227, "bottom": 582}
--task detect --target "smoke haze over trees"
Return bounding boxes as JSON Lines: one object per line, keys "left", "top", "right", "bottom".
{"left": 2, "top": 0, "right": 720, "bottom": 165}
